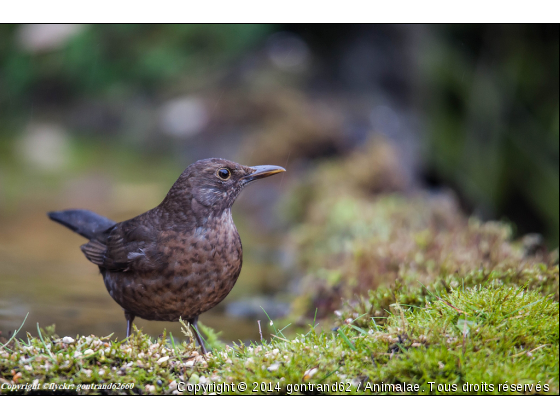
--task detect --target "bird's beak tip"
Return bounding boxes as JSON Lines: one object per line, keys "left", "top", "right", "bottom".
{"left": 245, "top": 165, "right": 286, "bottom": 181}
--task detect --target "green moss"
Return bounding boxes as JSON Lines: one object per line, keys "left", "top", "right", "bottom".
{"left": 343, "top": 265, "right": 559, "bottom": 330}
{"left": 2, "top": 281, "right": 557, "bottom": 395}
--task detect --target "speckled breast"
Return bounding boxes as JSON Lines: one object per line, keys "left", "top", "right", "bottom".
{"left": 102, "top": 211, "right": 243, "bottom": 321}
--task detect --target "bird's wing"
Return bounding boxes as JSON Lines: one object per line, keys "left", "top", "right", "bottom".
{"left": 81, "top": 217, "right": 160, "bottom": 272}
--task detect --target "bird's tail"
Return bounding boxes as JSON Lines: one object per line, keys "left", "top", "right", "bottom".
{"left": 47, "top": 209, "right": 116, "bottom": 239}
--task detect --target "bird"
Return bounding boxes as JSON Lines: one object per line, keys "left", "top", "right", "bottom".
{"left": 48, "top": 158, "right": 285, "bottom": 353}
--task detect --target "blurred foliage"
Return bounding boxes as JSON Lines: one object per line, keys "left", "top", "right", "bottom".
{"left": 0, "top": 24, "right": 273, "bottom": 115}
{"left": 0, "top": 24, "right": 557, "bottom": 246}
{"left": 420, "top": 24, "right": 559, "bottom": 247}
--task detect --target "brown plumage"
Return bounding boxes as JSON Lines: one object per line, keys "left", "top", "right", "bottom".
{"left": 48, "top": 158, "right": 285, "bottom": 353}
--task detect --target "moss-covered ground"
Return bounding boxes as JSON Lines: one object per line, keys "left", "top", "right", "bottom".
{"left": 1, "top": 268, "right": 557, "bottom": 395}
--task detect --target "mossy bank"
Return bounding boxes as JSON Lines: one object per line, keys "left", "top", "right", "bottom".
{"left": 1, "top": 266, "right": 558, "bottom": 395}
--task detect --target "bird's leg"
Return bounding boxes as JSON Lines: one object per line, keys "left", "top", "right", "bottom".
{"left": 125, "top": 311, "right": 135, "bottom": 338}
{"left": 190, "top": 316, "right": 207, "bottom": 354}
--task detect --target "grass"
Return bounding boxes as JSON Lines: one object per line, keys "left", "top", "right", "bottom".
{"left": 1, "top": 276, "right": 557, "bottom": 395}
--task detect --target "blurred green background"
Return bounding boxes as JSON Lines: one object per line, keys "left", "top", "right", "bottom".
{"left": 0, "top": 24, "right": 557, "bottom": 342}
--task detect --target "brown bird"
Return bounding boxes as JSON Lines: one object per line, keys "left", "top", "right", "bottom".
{"left": 48, "top": 158, "right": 285, "bottom": 353}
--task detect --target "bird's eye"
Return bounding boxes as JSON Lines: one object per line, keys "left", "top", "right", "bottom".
{"left": 216, "top": 168, "right": 231, "bottom": 180}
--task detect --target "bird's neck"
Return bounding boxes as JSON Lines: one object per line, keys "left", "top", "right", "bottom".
{"left": 156, "top": 198, "right": 233, "bottom": 231}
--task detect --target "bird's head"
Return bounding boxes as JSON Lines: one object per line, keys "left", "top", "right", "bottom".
{"left": 163, "top": 158, "right": 285, "bottom": 218}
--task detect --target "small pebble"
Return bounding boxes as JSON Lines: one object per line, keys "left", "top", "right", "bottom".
{"left": 62, "top": 337, "right": 75, "bottom": 344}
{"left": 157, "top": 356, "right": 170, "bottom": 366}
{"left": 267, "top": 362, "right": 280, "bottom": 372}
{"left": 303, "top": 368, "right": 318, "bottom": 380}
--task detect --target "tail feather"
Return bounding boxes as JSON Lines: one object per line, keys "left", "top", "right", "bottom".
{"left": 48, "top": 209, "right": 116, "bottom": 239}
